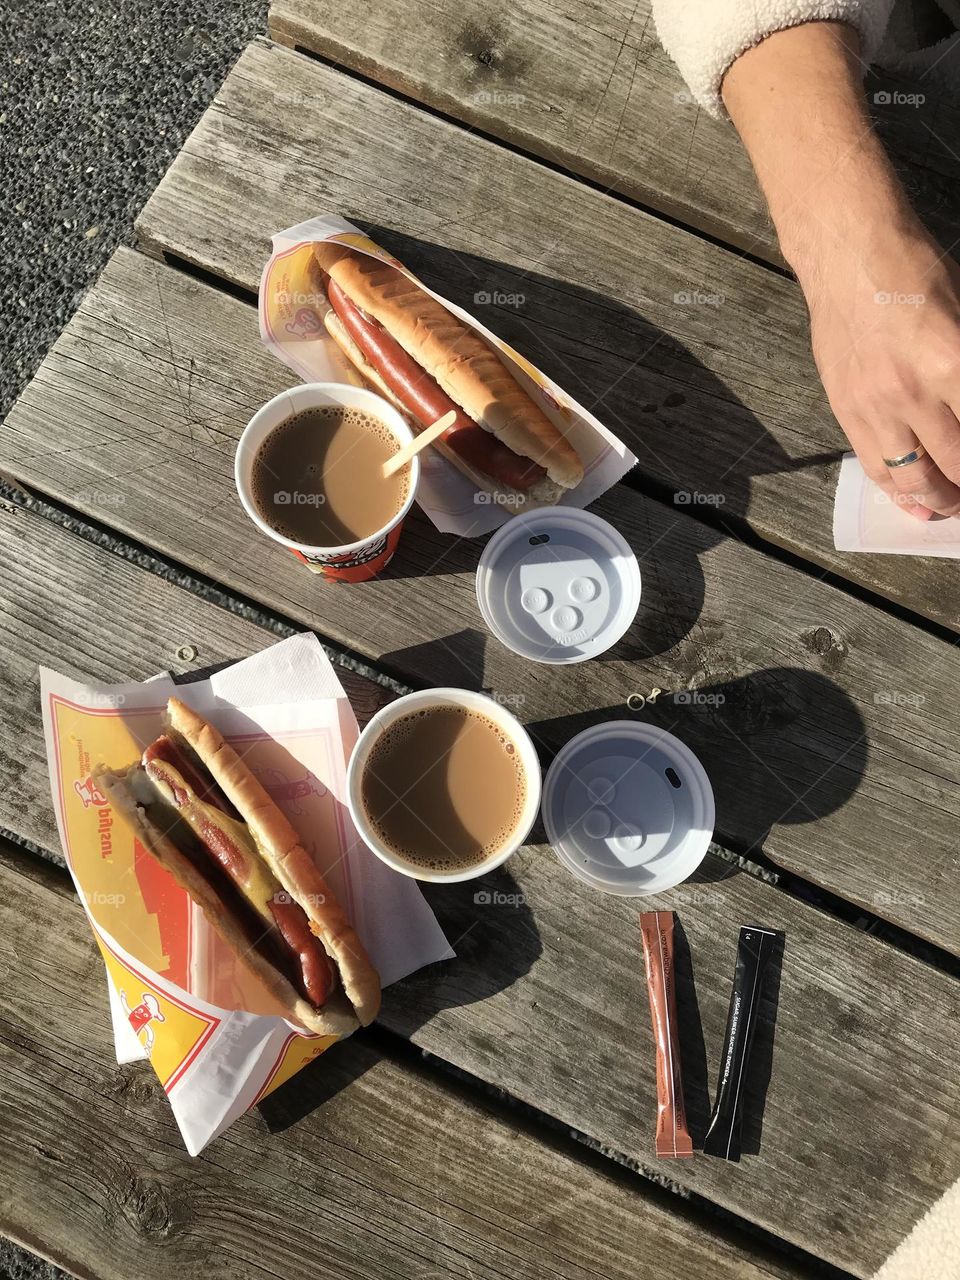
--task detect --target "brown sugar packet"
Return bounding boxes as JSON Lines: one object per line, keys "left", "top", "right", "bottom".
{"left": 639, "top": 911, "right": 693, "bottom": 1158}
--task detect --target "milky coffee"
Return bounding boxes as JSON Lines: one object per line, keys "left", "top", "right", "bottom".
{"left": 251, "top": 406, "right": 409, "bottom": 546}
{"left": 360, "top": 706, "right": 528, "bottom": 872}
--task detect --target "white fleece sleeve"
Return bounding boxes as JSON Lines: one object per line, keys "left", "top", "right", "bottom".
{"left": 651, "top": 0, "right": 897, "bottom": 117}
{"left": 871, "top": 1179, "right": 960, "bottom": 1280}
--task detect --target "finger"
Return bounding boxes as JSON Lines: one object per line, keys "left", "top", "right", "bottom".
{"left": 873, "top": 418, "right": 960, "bottom": 518}
{"left": 913, "top": 404, "right": 960, "bottom": 509}
{"left": 839, "top": 412, "right": 934, "bottom": 519}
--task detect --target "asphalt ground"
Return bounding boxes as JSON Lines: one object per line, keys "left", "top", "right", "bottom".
{"left": 0, "top": 0, "right": 267, "bottom": 418}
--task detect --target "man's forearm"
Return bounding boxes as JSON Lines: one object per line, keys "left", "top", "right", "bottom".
{"left": 720, "top": 19, "right": 960, "bottom": 520}
{"left": 720, "top": 22, "right": 918, "bottom": 281}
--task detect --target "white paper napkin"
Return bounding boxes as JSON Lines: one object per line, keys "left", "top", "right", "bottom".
{"left": 833, "top": 453, "right": 960, "bottom": 557}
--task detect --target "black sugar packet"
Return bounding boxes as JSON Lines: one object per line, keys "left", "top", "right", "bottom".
{"left": 702, "top": 925, "right": 782, "bottom": 1162}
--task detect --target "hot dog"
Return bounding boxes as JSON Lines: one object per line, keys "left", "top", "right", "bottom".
{"left": 326, "top": 280, "right": 546, "bottom": 492}
{"left": 96, "top": 697, "right": 380, "bottom": 1036}
{"left": 313, "top": 243, "right": 584, "bottom": 510}
{"left": 142, "top": 741, "right": 336, "bottom": 1008}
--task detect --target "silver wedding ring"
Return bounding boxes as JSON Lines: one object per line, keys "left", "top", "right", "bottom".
{"left": 883, "top": 444, "right": 927, "bottom": 469}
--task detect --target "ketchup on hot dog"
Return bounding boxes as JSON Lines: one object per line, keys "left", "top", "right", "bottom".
{"left": 144, "top": 740, "right": 335, "bottom": 1008}
{"left": 144, "top": 735, "right": 238, "bottom": 819}
{"left": 326, "top": 278, "right": 546, "bottom": 492}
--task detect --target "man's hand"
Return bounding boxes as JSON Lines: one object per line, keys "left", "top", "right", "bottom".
{"left": 723, "top": 22, "right": 960, "bottom": 518}
{"left": 805, "top": 223, "right": 960, "bottom": 516}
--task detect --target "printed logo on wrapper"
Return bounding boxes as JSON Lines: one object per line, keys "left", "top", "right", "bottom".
{"left": 285, "top": 307, "right": 325, "bottom": 339}
{"left": 98, "top": 940, "right": 219, "bottom": 1086}
{"left": 261, "top": 231, "right": 405, "bottom": 362}
{"left": 75, "top": 774, "right": 108, "bottom": 808}
{"left": 292, "top": 530, "right": 393, "bottom": 579}
{"left": 257, "top": 213, "right": 639, "bottom": 538}
{"left": 255, "top": 765, "right": 328, "bottom": 815}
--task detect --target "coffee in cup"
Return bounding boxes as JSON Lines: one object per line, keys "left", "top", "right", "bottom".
{"left": 347, "top": 689, "right": 542, "bottom": 882}
{"left": 235, "top": 384, "right": 420, "bottom": 582}
{"left": 251, "top": 405, "right": 410, "bottom": 546}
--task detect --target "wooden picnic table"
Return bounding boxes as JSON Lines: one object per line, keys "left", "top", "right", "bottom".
{"left": 2, "top": 6, "right": 959, "bottom": 1278}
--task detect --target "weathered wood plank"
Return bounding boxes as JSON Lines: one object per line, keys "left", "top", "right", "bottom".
{"left": 0, "top": 501, "right": 958, "bottom": 1274}
{"left": 266, "top": 0, "right": 960, "bottom": 262}
{"left": 5, "top": 246, "right": 960, "bottom": 959}
{"left": 0, "top": 844, "right": 807, "bottom": 1280}
{"left": 410, "top": 842, "right": 960, "bottom": 1277}
{"left": 132, "top": 39, "right": 960, "bottom": 636}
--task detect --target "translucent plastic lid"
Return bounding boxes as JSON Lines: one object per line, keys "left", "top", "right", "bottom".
{"left": 475, "top": 507, "right": 641, "bottom": 664}
{"left": 542, "top": 721, "right": 715, "bottom": 896}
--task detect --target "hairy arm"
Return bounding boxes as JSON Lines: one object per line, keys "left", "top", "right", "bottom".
{"left": 723, "top": 22, "right": 960, "bottom": 517}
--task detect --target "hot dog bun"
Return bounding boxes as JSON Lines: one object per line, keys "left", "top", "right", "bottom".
{"left": 323, "top": 309, "right": 565, "bottom": 511}
{"left": 95, "top": 697, "right": 381, "bottom": 1035}
{"left": 314, "top": 245, "right": 583, "bottom": 491}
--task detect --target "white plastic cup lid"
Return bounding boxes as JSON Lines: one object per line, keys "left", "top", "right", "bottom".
{"left": 542, "top": 721, "right": 715, "bottom": 896}
{"left": 475, "top": 506, "right": 641, "bottom": 664}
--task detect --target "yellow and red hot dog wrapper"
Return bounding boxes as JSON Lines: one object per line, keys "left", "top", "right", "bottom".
{"left": 40, "top": 633, "right": 453, "bottom": 1154}
{"left": 259, "top": 213, "right": 639, "bottom": 536}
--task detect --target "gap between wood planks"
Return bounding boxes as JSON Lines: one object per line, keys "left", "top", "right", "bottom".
{"left": 284, "top": 42, "right": 795, "bottom": 282}
{"left": 5, "top": 474, "right": 958, "bottom": 988}
{"left": 1, "top": 836, "right": 855, "bottom": 1280}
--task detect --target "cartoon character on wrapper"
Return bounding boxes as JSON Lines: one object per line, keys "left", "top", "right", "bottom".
{"left": 121, "top": 990, "right": 166, "bottom": 1053}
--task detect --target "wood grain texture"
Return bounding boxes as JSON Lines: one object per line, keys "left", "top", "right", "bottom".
{"left": 0, "top": 497, "right": 958, "bottom": 1273}
{"left": 131, "top": 39, "right": 960, "bottom": 635}
{"left": 266, "top": 0, "right": 960, "bottom": 262}
{"left": 4, "top": 247, "right": 960, "bottom": 958}
{"left": 0, "top": 845, "right": 806, "bottom": 1280}
{"left": 399, "top": 841, "right": 960, "bottom": 1276}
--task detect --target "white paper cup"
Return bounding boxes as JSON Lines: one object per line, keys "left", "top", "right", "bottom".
{"left": 346, "top": 688, "right": 542, "bottom": 882}
{"left": 235, "top": 383, "right": 420, "bottom": 582}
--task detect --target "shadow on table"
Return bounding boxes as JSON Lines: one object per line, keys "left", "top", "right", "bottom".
{"left": 363, "top": 224, "right": 844, "bottom": 662}
{"left": 382, "top": 626, "right": 491, "bottom": 692}
{"left": 388, "top": 862, "right": 543, "bottom": 1023}
{"left": 259, "top": 863, "right": 542, "bottom": 1133}
{"left": 525, "top": 665, "right": 867, "bottom": 861}
{"left": 257, "top": 1033, "right": 377, "bottom": 1132}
